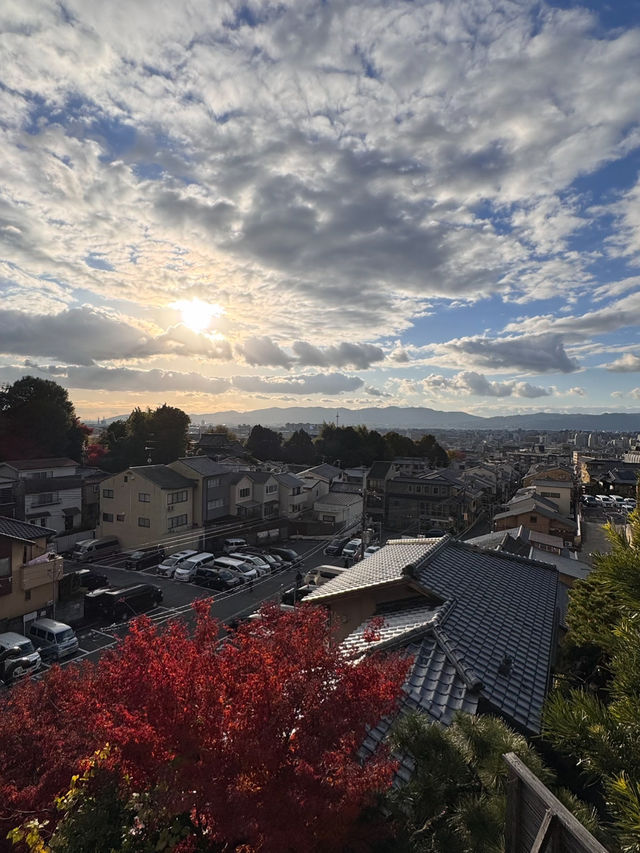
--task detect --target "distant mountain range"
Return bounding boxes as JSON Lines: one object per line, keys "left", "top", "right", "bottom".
{"left": 181, "top": 406, "right": 640, "bottom": 432}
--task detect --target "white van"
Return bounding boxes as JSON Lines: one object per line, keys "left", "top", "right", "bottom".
{"left": 304, "top": 566, "right": 346, "bottom": 586}
{"left": 27, "top": 618, "right": 79, "bottom": 661}
{"left": 72, "top": 536, "right": 120, "bottom": 563}
{"left": 0, "top": 632, "right": 42, "bottom": 682}
{"left": 222, "top": 538, "right": 248, "bottom": 554}
{"left": 157, "top": 549, "right": 198, "bottom": 578}
{"left": 228, "top": 552, "right": 270, "bottom": 576}
{"left": 213, "top": 556, "right": 258, "bottom": 581}
{"left": 173, "top": 552, "right": 215, "bottom": 582}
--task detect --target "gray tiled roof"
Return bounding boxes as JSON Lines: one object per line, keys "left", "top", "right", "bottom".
{"left": 314, "top": 492, "right": 362, "bottom": 507}
{"left": 312, "top": 536, "right": 558, "bottom": 733}
{"left": 130, "top": 465, "right": 195, "bottom": 490}
{"left": 2, "top": 457, "right": 77, "bottom": 470}
{"left": 274, "top": 472, "right": 305, "bottom": 488}
{"left": 494, "top": 499, "right": 577, "bottom": 529}
{"left": 0, "top": 515, "right": 57, "bottom": 541}
{"left": 299, "top": 463, "right": 342, "bottom": 481}
{"left": 175, "top": 457, "right": 230, "bottom": 476}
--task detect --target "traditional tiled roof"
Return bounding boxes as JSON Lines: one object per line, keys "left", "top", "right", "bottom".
{"left": 274, "top": 472, "right": 305, "bottom": 489}
{"left": 1, "top": 457, "right": 77, "bottom": 471}
{"left": 299, "top": 463, "right": 342, "bottom": 481}
{"left": 314, "top": 491, "right": 362, "bottom": 507}
{"left": 129, "top": 465, "right": 195, "bottom": 490}
{"left": 175, "top": 457, "right": 230, "bottom": 477}
{"left": 494, "top": 499, "right": 577, "bottom": 529}
{"left": 0, "top": 515, "right": 57, "bottom": 541}
{"left": 312, "top": 536, "right": 558, "bottom": 733}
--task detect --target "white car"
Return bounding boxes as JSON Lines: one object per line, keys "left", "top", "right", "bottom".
{"left": 157, "top": 549, "right": 198, "bottom": 578}
{"left": 174, "top": 553, "right": 215, "bottom": 582}
{"left": 595, "top": 494, "right": 614, "bottom": 506}
{"left": 342, "top": 539, "right": 362, "bottom": 558}
{"left": 229, "top": 553, "right": 269, "bottom": 576}
{"left": 363, "top": 545, "right": 381, "bottom": 558}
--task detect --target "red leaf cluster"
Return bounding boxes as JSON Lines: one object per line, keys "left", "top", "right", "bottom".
{"left": 0, "top": 602, "right": 409, "bottom": 852}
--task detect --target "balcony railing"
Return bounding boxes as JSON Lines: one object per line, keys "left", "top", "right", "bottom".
{"left": 21, "top": 555, "right": 64, "bottom": 592}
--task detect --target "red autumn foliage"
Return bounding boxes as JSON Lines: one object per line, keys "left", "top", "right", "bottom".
{"left": 0, "top": 602, "right": 410, "bottom": 852}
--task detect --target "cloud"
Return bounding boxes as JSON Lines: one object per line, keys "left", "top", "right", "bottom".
{"left": 423, "top": 371, "right": 552, "bottom": 398}
{"left": 235, "top": 337, "right": 293, "bottom": 368}
{"left": 232, "top": 373, "right": 363, "bottom": 395}
{"left": 237, "top": 337, "right": 384, "bottom": 369}
{"left": 30, "top": 364, "right": 230, "bottom": 394}
{"left": 606, "top": 353, "right": 640, "bottom": 372}
{"left": 437, "top": 334, "right": 579, "bottom": 374}
{"left": 568, "top": 386, "right": 586, "bottom": 395}
{"left": 0, "top": 307, "right": 232, "bottom": 364}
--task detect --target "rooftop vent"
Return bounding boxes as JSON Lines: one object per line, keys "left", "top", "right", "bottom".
{"left": 498, "top": 654, "right": 513, "bottom": 677}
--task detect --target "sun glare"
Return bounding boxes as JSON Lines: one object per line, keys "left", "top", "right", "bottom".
{"left": 172, "top": 298, "right": 224, "bottom": 333}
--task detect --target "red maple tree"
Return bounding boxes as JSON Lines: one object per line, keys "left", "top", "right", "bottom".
{"left": 0, "top": 602, "right": 409, "bottom": 852}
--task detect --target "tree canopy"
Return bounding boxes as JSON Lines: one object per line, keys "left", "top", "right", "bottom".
{"left": 0, "top": 376, "right": 87, "bottom": 462}
{"left": 0, "top": 603, "right": 409, "bottom": 853}
{"left": 543, "top": 511, "right": 640, "bottom": 851}
{"left": 100, "top": 405, "right": 190, "bottom": 471}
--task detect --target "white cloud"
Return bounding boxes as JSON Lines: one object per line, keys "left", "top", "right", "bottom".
{"left": 422, "top": 371, "right": 552, "bottom": 398}
{"left": 606, "top": 353, "right": 640, "bottom": 372}
{"left": 432, "top": 334, "right": 579, "bottom": 374}
{"left": 232, "top": 372, "right": 363, "bottom": 395}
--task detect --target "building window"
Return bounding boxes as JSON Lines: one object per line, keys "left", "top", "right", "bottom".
{"left": 266, "top": 484, "right": 278, "bottom": 494}
{"left": 207, "top": 478, "right": 221, "bottom": 489}
{"left": 138, "top": 517, "right": 151, "bottom": 528}
{"left": 102, "top": 488, "right": 114, "bottom": 498}
{"left": 116, "top": 513, "right": 125, "bottom": 522}
{"left": 530, "top": 515, "right": 537, "bottom": 523}
{"left": 102, "top": 512, "right": 114, "bottom": 522}
{"left": 168, "top": 514, "right": 187, "bottom": 529}
{"left": 207, "top": 498, "right": 223, "bottom": 511}
{"left": 139, "top": 492, "right": 151, "bottom": 502}
{"left": 168, "top": 490, "right": 188, "bottom": 504}
{"left": 239, "top": 487, "right": 251, "bottom": 498}
{"left": 0, "top": 557, "right": 10, "bottom": 578}
{"left": 25, "top": 589, "right": 31, "bottom": 602}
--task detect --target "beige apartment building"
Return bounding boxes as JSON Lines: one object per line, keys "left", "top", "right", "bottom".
{"left": 0, "top": 516, "right": 63, "bottom": 632}
{"left": 98, "top": 465, "right": 197, "bottom": 551}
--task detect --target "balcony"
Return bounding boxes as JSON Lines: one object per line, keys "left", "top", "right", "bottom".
{"left": 21, "top": 555, "right": 64, "bottom": 591}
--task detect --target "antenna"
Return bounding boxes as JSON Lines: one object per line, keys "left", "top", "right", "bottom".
{"left": 336, "top": 411, "right": 340, "bottom": 428}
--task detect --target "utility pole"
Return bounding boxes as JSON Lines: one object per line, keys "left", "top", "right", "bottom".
{"left": 336, "top": 411, "right": 339, "bottom": 428}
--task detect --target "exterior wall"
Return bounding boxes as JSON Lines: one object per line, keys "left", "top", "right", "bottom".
{"left": 322, "top": 580, "right": 416, "bottom": 642}
{"left": 278, "top": 484, "right": 307, "bottom": 518}
{"left": 229, "top": 474, "right": 256, "bottom": 518}
{"left": 252, "top": 476, "right": 280, "bottom": 519}
{"left": 0, "top": 535, "right": 63, "bottom": 628}
{"left": 494, "top": 511, "right": 575, "bottom": 544}
{"left": 98, "top": 470, "right": 195, "bottom": 550}
{"left": 24, "top": 484, "right": 83, "bottom": 534}
{"left": 313, "top": 496, "right": 362, "bottom": 527}
{"left": 169, "top": 461, "right": 232, "bottom": 524}
{"left": 0, "top": 463, "right": 77, "bottom": 480}
{"left": 530, "top": 483, "right": 572, "bottom": 517}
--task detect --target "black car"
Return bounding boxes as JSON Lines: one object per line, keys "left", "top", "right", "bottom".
{"left": 74, "top": 568, "right": 110, "bottom": 590}
{"left": 281, "top": 584, "right": 315, "bottom": 606}
{"left": 323, "top": 537, "right": 350, "bottom": 557}
{"left": 194, "top": 566, "right": 244, "bottom": 591}
{"left": 124, "top": 546, "right": 166, "bottom": 570}
{"left": 269, "top": 547, "right": 302, "bottom": 567}
{"left": 85, "top": 584, "right": 163, "bottom": 621}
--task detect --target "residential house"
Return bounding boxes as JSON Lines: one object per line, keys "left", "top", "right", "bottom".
{"left": 169, "top": 457, "right": 233, "bottom": 526}
{"left": 76, "top": 466, "right": 111, "bottom": 530}
{"left": 0, "top": 458, "right": 83, "bottom": 534}
{"left": 229, "top": 471, "right": 281, "bottom": 521}
{"left": 274, "top": 472, "right": 307, "bottom": 518}
{"left": 365, "top": 461, "right": 398, "bottom": 527}
{"left": 522, "top": 464, "right": 574, "bottom": 487}
{"left": 98, "top": 465, "right": 197, "bottom": 550}
{"left": 306, "top": 536, "right": 558, "bottom": 736}
{"left": 596, "top": 467, "right": 639, "bottom": 499}
{"left": 313, "top": 491, "right": 363, "bottom": 529}
{"left": 386, "top": 469, "right": 480, "bottom": 534}
{"left": 0, "top": 516, "right": 62, "bottom": 632}
{"left": 493, "top": 496, "right": 578, "bottom": 547}
{"left": 527, "top": 479, "right": 573, "bottom": 517}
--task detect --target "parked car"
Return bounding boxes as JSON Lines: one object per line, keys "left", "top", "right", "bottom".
{"left": 74, "top": 568, "right": 110, "bottom": 589}
{"left": 363, "top": 545, "right": 381, "bottom": 558}
{"left": 212, "top": 557, "right": 259, "bottom": 582}
{"left": 85, "top": 584, "right": 163, "bottom": 621}
{"left": 323, "top": 536, "right": 350, "bottom": 556}
{"left": 27, "top": 619, "right": 79, "bottom": 662}
{"left": 595, "top": 494, "right": 614, "bottom": 506}
{"left": 281, "top": 584, "right": 315, "bottom": 606}
{"left": 222, "top": 537, "right": 248, "bottom": 554}
{"left": 342, "top": 539, "right": 362, "bottom": 558}
{"left": 238, "top": 547, "right": 282, "bottom": 572}
{"left": 229, "top": 552, "right": 270, "bottom": 576}
{"left": 174, "top": 553, "right": 215, "bottom": 583}
{"left": 124, "top": 546, "right": 166, "bottom": 570}
{"left": 193, "top": 566, "right": 244, "bottom": 591}
{"left": 0, "top": 632, "right": 42, "bottom": 683}
{"left": 157, "top": 549, "right": 198, "bottom": 578}
{"left": 71, "top": 536, "right": 120, "bottom": 563}
{"left": 581, "top": 495, "right": 597, "bottom": 507}
{"left": 304, "top": 566, "right": 346, "bottom": 586}
{"left": 269, "top": 547, "right": 302, "bottom": 567}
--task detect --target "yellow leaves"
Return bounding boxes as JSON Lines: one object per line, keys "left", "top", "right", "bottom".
{"left": 6, "top": 819, "right": 49, "bottom": 853}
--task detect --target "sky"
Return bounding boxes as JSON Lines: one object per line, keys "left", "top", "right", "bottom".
{"left": 1, "top": 0, "right": 640, "bottom": 421}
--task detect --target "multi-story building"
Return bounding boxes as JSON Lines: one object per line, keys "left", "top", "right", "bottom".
{"left": 169, "top": 457, "right": 233, "bottom": 526}
{"left": 385, "top": 469, "right": 480, "bottom": 534}
{"left": 274, "top": 472, "right": 307, "bottom": 518}
{"left": 98, "top": 465, "right": 197, "bottom": 550}
{"left": 0, "top": 516, "right": 63, "bottom": 632}
{"left": 0, "top": 458, "right": 83, "bottom": 534}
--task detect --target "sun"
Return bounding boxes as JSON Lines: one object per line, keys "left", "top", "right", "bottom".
{"left": 172, "top": 298, "right": 224, "bottom": 333}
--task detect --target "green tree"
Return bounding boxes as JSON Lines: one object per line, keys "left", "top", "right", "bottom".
{"left": 148, "top": 404, "right": 190, "bottom": 463}
{"left": 382, "top": 712, "right": 604, "bottom": 853}
{"left": 543, "top": 511, "right": 640, "bottom": 851}
{"left": 283, "top": 428, "right": 318, "bottom": 465}
{"left": 383, "top": 431, "right": 417, "bottom": 459}
{"left": 245, "top": 424, "right": 283, "bottom": 461}
{"left": 0, "top": 376, "right": 86, "bottom": 461}
{"left": 415, "top": 434, "right": 449, "bottom": 468}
